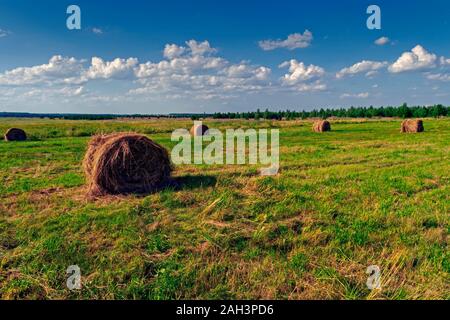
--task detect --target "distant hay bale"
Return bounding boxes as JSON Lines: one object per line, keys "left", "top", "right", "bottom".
{"left": 312, "top": 120, "right": 331, "bottom": 132}
{"left": 83, "top": 133, "right": 172, "bottom": 196}
{"left": 4, "top": 128, "right": 27, "bottom": 141}
{"left": 401, "top": 119, "right": 424, "bottom": 133}
{"left": 190, "top": 124, "right": 209, "bottom": 136}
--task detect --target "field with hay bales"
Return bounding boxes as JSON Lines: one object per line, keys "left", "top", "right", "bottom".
{"left": 0, "top": 117, "right": 448, "bottom": 300}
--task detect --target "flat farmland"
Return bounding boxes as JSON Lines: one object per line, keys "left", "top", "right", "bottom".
{"left": 0, "top": 118, "right": 448, "bottom": 299}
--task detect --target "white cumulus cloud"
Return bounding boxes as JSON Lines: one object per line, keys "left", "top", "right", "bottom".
{"left": 163, "top": 44, "right": 186, "bottom": 59}
{"left": 388, "top": 45, "right": 437, "bottom": 73}
{"left": 132, "top": 40, "right": 273, "bottom": 99}
{"left": 186, "top": 40, "right": 217, "bottom": 56}
{"left": 336, "top": 60, "right": 387, "bottom": 79}
{"left": 259, "top": 30, "right": 313, "bottom": 51}
{"left": 0, "top": 55, "right": 85, "bottom": 85}
{"left": 87, "top": 57, "right": 139, "bottom": 80}
{"left": 222, "top": 64, "right": 271, "bottom": 80}
{"left": 279, "top": 59, "right": 325, "bottom": 85}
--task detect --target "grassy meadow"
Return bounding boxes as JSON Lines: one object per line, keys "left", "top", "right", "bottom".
{"left": 0, "top": 117, "right": 448, "bottom": 299}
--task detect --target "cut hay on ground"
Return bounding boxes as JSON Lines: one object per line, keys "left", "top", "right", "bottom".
{"left": 190, "top": 124, "right": 209, "bottom": 136}
{"left": 83, "top": 133, "right": 173, "bottom": 196}
{"left": 401, "top": 119, "right": 424, "bottom": 133}
{"left": 4, "top": 128, "right": 27, "bottom": 141}
{"left": 312, "top": 120, "right": 331, "bottom": 132}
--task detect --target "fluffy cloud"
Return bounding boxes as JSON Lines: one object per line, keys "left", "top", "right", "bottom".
{"left": 278, "top": 60, "right": 326, "bottom": 92}
{"left": 388, "top": 45, "right": 437, "bottom": 73}
{"left": 0, "top": 55, "right": 85, "bottom": 85}
{"left": 279, "top": 59, "right": 325, "bottom": 85}
{"left": 162, "top": 40, "right": 217, "bottom": 60}
{"left": 222, "top": 64, "right": 271, "bottom": 80}
{"left": 259, "top": 30, "right": 313, "bottom": 51}
{"left": 163, "top": 44, "right": 186, "bottom": 59}
{"left": 135, "top": 55, "right": 226, "bottom": 79}
{"left": 133, "top": 61, "right": 271, "bottom": 99}
{"left": 7, "top": 39, "right": 450, "bottom": 108}
{"left": 0, "top": 55, "right": 140, "bottom": 84}
{"left": 186, "top": 40, "right": 217, "bottom": 56}
{"left": 92, "top": 28, "right": 103, "bottom": 35}
{"left": 374, "top": 37, "right": 390, "bottom": 46}
{"left": 132, "top": 40, "right": 273, "bottom": 100}
{"left": 336, "top": 60, "right": 387, "bottom": 79}
{"left": 340, "top": 92, "right": 369, "bottom": 99}
{"left": 87, "top": 57, "right": 138, "bottom": 80}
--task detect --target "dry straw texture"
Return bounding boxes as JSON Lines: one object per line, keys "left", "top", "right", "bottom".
{"left": 312, "top": 120, "right": 331, "bottom": 132}
{"left": 83, "top": 133, "right": 172, "bottom": 196}
{"left": 401, "top": 119, "right": 424, "bottom": 133}
{"left": 190, "top": 124, "right": 209, "bottom": 136}
{"left": 4, "top": 128, "right": 27, "bottom": 141}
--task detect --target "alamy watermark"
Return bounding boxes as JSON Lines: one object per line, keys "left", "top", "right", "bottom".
{"left": 171, "top": 122, "right": 280, "bottom": 176}
{"left": 66, "top": 5, "right": 380, "bottom": 31}
{"left": 66, "top": 5, "right": 81, "bottom": 30}
{"left": 66, "top": 265, "right": 81, "bottom": 290}
{"left": 366, "top": 265, "right": 381, "bottom": 290}
{"left": 367, "top": 5, "right": 381, "bottom": 30}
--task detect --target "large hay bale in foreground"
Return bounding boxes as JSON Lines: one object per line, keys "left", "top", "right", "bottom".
{"left": 83, "top": 133, "right": 172, "bottom": 196}
{"left": 401, "top": 119, "right": 424, "bottom": 133}
{"left": 190, "top": 124, "right": 209, "bottom": 136}
{"left": 4, "top": 128, "right": 27, "bottom": 141}
{"left": 312, "top": 120, "right": 331, "bottom": 132}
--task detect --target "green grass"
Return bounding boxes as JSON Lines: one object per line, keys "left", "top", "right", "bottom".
{"left": 0, "top": 117, "right": 448, "bottom": 300}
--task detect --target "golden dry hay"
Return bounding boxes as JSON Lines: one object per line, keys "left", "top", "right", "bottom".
{"left": 190, "top": 124, "right": 209, "bottom": 136}
{"left": 312, "top": 120, "right": 331, "bottom": 132}
{"left": 83, "top": 133, "right": 173, "bottom": 196}
{"left": 4, "top": 128, "right": 27, "bottom": 141}
{"left": 401, "top": 119, "right": 424, "bottom": 133}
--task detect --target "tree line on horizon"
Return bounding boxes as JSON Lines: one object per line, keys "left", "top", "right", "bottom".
{"left": 1, "top": 103, "right": 448, "bottom": 120}
{"left": 209, "top": 104, "right": 449, "bottom": 120}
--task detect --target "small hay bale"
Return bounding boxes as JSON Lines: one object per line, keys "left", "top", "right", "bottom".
{"left": 401, "top": 119, "right": 424, "bottom": 133}
{"left": 83, "top": 133, "right": 172, "bottom": 196}
{"left": 4, "top": 128, "right": 27, "bottom": 141}
{"left": 312, "top": 120, "right": 331, "bottom": 132}
{"left": 190, "top": 124, "right": 209, "bottom": 136}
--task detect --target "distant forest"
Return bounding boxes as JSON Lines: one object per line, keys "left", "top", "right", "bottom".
{"left": 210, "top": 104, "right": 449, "bottom": 120}
{"left": 1, "top": 103, "right": 448, "bottom": 120}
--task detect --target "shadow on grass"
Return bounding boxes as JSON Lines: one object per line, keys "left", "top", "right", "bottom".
{"left": 169, "top": 175, "right": 217, "bottom": 191}
{"left": 330, "top": 128, "right": 369, "bottom": 132}
{"left": 86, "top": 175, "right": 217, "bottom": 200}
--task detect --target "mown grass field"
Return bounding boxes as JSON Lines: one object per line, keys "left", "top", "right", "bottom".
{"left": 0, "top": 117, "right": 448, "bottom": 300}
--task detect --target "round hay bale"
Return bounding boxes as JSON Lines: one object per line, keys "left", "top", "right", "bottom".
{"left": 401, "top": 119, "right": 424, "bottom": 133}
{"left": 83, "top": 133, "right": 172, "bottom": 196}
{"left": 190, "top": 124, "right": 209, "bottom": 136}
{"left": 312, "top": 120, "right": 331, "bottom": 132}
{"left": 4, "top": 128, "right": 27, "bottom": 141}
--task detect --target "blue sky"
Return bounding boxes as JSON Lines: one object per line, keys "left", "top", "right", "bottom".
{"left": 0, "top": 0, "right": 449, "bottom": 114}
